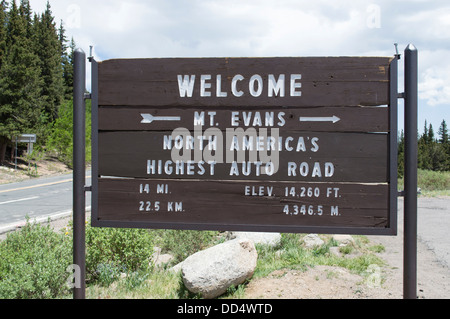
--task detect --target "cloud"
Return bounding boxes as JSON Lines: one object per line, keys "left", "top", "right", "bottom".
{"left": 39, "top": 0, "right": 386, "bottom": 59}
{"left": 395, "top": 5, "right": 450, "bottom": 49}
{"left": 419, "top": 50, "right": 450, "bottom": 106}
{"left": 27, "top": 0, "right": 449, "bottom": 131}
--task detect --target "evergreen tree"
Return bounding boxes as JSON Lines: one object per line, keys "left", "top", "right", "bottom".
{"left": 59, "top": 21, "right": 74, "bottom": 100}
{"left": 438, "top": 120, "right": 449, "bottom": 144}
{"left": 428, "top": 123, "right": 435, "bottom": 143}
{"left": 33, "top": 1, "right": 64, "bottom": 122}
{"left": 0, "top": 1, "right": 7, "bottom": 163}
{"left": 65, "top": 37, "right": 76, "bottom": 98}
{"left": 418, "top": 121, "right": 431, "bottom": 170}
{"left": 422, "top": 120, "right": 429, "bottom": 143}
{"left": 438, "top": 120, "right": 450, "bottom": 171}
{"left": 429, "top": 142, "right": 448, "bottom": 171}
{"left": 417, "top": 120, "right": 450, "bottom": 172}
{"left": 19, "top": 0, "right": 32, "bottom": 38}
{"left": 0, "top": 1, "right": 7, "bottom": 68}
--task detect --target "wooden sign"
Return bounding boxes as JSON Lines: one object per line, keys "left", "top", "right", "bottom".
{"left": 98, "top": 57, "right": 390, "bottom": 107}
{"left": 90, "top": 56, "right": 398, "bottom": 235}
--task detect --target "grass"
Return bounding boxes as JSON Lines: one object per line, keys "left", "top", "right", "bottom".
{"left": 85, "top": 269, "right": 184, "bottom": 299}
{"left": 82, "top": 233, "right": 386, "bottom": 299}
{"left": 398, "top": 169, "right": 450, "bottom": 197}
{"left": 252, "top": 234, "right": 384, "bottom": 279}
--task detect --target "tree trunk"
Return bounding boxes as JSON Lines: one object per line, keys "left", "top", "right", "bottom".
{"left": 0, "top": 136, "right": 7, "bottom": 165}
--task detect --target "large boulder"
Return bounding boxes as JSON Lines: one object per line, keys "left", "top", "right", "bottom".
{"left": 181, "top": 238, "right": 257, "bottom": 299}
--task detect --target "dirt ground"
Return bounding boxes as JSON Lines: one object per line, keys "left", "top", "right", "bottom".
{"left": 245, "top": 266, "right": 390, "bottom": 299}
{"left": 2, "top": 159, "right": 450, "bottom": 299}
{"left": 244, "top": 206, "right": 450, "bottom": 299}
{"left": 245, "top": 237, "right": 450, "bottom": 299}
{"left": 0, "top": 157, "right": 71, "bottom": 185}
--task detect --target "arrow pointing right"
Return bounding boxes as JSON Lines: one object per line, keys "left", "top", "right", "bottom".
{"left": 299, "top": 116, "right": 341, "bottom": 124}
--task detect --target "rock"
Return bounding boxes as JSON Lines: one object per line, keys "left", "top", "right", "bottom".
{"left": 155, "top": 254, "right": 174, "bottom": 267}
{"left": 329, "top": 246, "right": 342, "bottom": 257}
{"left": 332, "top": 235, "right": 355, "bottom": 246}
{"left": 151, "top": 247, "right": 174, "bottom": 268}
{"left": 302, "top": 234, "right": 324, "bottom": 248}
{"left": 169, "top": 261, "right": 183, "bottom": 274}
{"left": 181, "top": 238, "right": 258, "bottom": 299}
{"left": 227, "top": 232, "right": 281, "bottom": 247}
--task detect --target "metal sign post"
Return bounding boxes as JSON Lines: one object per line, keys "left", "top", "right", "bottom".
{"left": 403, "top": 44, "right": 418, "bottom": 299}
{"left": 73, "top": 48, "right": 86, "bottom": 299}
{"left": 13, "top": 134, "right": 37, "bottom": 170}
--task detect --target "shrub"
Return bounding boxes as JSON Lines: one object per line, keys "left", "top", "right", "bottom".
{"left": 47, "top": 99, "right": 91, "bottom": 167}
{"left": 154, "top": 230, "right": 219, "bottom": 264}
{"left": 0, "top": 220, "right": 72, "bottom": 299}
{"left": 398, "top": 169, "right": 450, "bottom": 192}
{"left": 84, "top": 222, "right": 155, "bottom": 284}
{"left": 417, "top": 169, "right": 450, "bottom": 191}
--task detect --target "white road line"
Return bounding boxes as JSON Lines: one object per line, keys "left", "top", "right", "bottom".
{"left": 0, "top": 196, "right": 39, "bottom": 205}
{"left": 0, "top": 179, "right": 72, "bottom": 194}
{"left": 0, "top": 175, "right": 91, "bottom": 194}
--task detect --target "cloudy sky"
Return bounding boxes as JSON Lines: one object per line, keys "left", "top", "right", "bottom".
{"left": 29, "top": 0, "right": 449, "bottom": 134}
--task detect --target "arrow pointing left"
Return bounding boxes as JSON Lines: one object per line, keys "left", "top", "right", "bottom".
{"left": 141, "top": 114, "right": 181, "bottom": 124}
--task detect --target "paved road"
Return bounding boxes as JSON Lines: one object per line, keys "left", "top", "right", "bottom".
{"left": 417, "top": 196, "right": 450, "bottom": 268}
{"left": 0, "top": 172, "right": 91, "bottom": 233}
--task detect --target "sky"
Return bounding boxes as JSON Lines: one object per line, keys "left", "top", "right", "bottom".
{"left": 28, "top": 0, "right": 450, "bottom": 135}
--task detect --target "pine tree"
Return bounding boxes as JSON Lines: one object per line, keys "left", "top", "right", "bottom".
{"left": 0, "top": 0, "right": 7, "bottom": 68}
{"left": 438, "top": 120, "right": 450, "bottom": 171}
{"left": 0, "top": 1, "right": 7, "bottom": 163}
{"left": 59, "top": 21, "right": 74, "bottom": 100}
{"left": 65, "top": 37, "right": 76, "bottom": 98}
{"left": 422, "top": 120, "right": 429, "bottom": 143}
{"left": 417, "top": 120, "right": 450, "bottom": 172}
{"left": 438, "top": 120, "right": 449, "bottom": 144}
{"left": 418, "top": 121, "right": 429, "bottom": 169}
{"left": 19, "top": 0, "right": 32, "bottom": 37}
{"left": 33, "top": 1, "right": 64, "bottom": 122}
{"left": 428, "top": 123, "right": 435, "bottom": 143}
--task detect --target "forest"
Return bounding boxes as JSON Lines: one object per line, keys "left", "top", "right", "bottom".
{"left": 0, "top": 1, "right": 447, "bottom": 176}
{"left": 0, "top": 0, "right": 74, "bottom": 164}
{"left": 398, "top": 120, "right": 450, "bottom": 175}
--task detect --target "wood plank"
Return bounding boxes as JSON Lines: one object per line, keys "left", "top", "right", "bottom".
{"left": 96, "top": 178, "right": 389, "bottom": 230}
{"left": 98, "top": 106, "right": 389, "bottom": 133}
{"left": 98, "top": 131, "right": 388, "bottom": 182}
{"left": 98, "top": 57, "right": 392, "bottom": 107}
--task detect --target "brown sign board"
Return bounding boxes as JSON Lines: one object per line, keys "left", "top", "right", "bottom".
{"left": 98, "top": 57, "right": 390, "bottom": 107}
{"left": 90, "top": 56, "right": 398, "bottom": 235}
{"left": 98, "top": 131, "right": 388, "bottom": 182}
